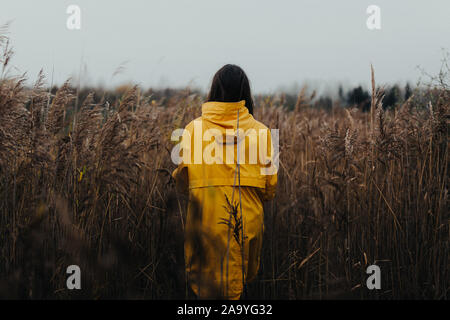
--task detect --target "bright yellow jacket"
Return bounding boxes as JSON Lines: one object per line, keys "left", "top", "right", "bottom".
{"left": 172, "top": 100, "right": 277, "bottom": 299}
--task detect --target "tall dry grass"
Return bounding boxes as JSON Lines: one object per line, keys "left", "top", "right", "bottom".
{"left": 0, "top": 33, "right": 448, "bottom": 299}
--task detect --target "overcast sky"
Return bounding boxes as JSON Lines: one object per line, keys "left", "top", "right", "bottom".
{"left": 1, "top": 0, "right": 449, "bottom": 93}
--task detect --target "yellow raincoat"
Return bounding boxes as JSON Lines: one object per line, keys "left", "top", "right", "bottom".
{"left": 172, "top": 100, "right": 277, "bottom": 299}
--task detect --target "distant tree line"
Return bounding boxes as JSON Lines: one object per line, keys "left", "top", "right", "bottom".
{"left": 338, "top": 83, "right": 413, "bottom": 112}
{"left": 42, "top": 82, "right": 415, "bottom": 114}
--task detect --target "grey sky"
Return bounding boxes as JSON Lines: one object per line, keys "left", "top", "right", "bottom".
{"left": 1, "top": 0, "right": 449, "bottom": 93}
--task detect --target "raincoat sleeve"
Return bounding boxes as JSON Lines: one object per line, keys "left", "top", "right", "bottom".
{"left": 261, "top": 128, "right": 277, "bottom": 201}
{"left": 171, "top": 124, "right": 192, "bottom": 195}
{"left": 172, "top": 165, "right": 188, "bottom": 195}
{"left": 263, "top": 171, "right": 277, "bottom": 201}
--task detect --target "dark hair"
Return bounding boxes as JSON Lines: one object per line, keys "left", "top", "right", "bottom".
{"left": 207, "top": 64, "right": 254, "bottom": 115}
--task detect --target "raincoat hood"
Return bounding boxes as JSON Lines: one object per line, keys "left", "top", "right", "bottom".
{"left": 201, "top": 100, "right": 251, "bottom": 129}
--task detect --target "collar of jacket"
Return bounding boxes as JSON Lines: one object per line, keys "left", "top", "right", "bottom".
{"left": 201, "top": 100, "right": 249, "bottom": 122}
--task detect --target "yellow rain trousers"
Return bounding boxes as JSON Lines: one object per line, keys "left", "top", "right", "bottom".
{"left": 172, "top": 100, "right": 277, "bottom": 299}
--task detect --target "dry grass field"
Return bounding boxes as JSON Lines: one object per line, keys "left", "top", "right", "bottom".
{"left": 0, "top": 33, "right": 448, "bottom": 299}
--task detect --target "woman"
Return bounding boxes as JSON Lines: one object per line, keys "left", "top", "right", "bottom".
{"left": 172, "top": 64, "right": 277, "bottom": 299}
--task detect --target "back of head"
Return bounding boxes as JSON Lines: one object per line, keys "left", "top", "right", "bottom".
{"left": 207, "top": 64, "right": 254, "bottom": 115}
